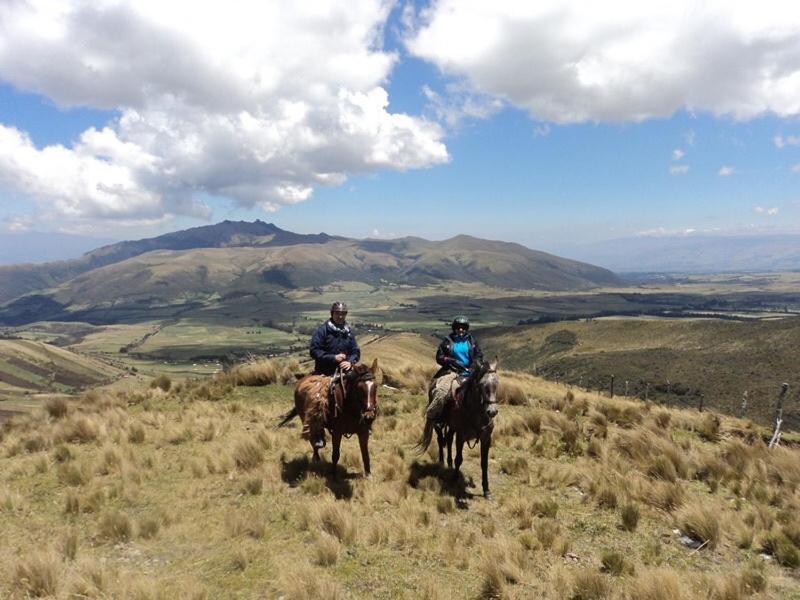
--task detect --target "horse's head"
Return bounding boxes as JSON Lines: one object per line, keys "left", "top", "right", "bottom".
{"left": 346, "top": 359, "right": 379, "bottom": 422}
{"left": 468, "top": 359, "right": 499, "bottom": 421}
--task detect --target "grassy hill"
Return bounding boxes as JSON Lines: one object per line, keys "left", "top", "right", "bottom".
{"left": 0, "top": 340, "right": 124, "bottom": 400}
{"left": 1, "top": 361, "right": 799, "bottom": 598}
{"left": 0, "top": 221, "right": 622, "bottom": 325}
{"left": 482, "top": 317, "right": 800, "bottom": 428}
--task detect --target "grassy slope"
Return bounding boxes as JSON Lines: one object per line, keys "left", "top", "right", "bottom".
{"left": 482, "top": 317, "right": 800, "bottom": 428}
{"left": 0, "top": 340, "right": 123, "bottom": 398}
{"left": 1, "top": 363, "right": 800, "bottom": 598}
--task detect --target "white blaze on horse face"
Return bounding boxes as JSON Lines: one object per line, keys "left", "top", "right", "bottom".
{"left": 365, "top": 381, "right": 374, "bottom": 411}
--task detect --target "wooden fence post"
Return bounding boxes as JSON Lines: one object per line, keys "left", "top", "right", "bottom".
{"left": 698, "top": 393, "right": 704, "bottom": 412}
{"left": 769, "top": 383, "right": 789, "bottom": 449}
{"left": 610, "top": 375, "right": 615, "bottom": 398}
{"left": 645, "top": 382, "right": 650, "bottom": 401}
{"left": 625, "top": 380, "right": 629, "bottom": 397}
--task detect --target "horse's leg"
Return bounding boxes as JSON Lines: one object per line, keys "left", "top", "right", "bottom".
{"left": 481, "top": 431, "right": 493, "bottom": 500}
{"left": 358, "top": 430, "right": 371, "bottom": 478}
{"left": 331, "top": 430, "right": 342, "bottom": 478}
{"left": 454, "top": 432, "right": 464, "bottom": 481}
{"left": 435, "top": 426, "right": 445, "bottom": 465}
{"left": 446, "top": 428, "right": 454, "bottom": 469}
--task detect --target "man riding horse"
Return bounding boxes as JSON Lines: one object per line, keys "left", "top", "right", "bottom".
{"left": 305, "top": 301, "right": 360, "bottom": 449}
{"left": 425, "top": 315, "right": 484, "bottom": 428}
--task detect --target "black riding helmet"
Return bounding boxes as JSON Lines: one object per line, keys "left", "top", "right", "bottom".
{"left": 330, "top": 301, "right": 348, "bottom": 315}
{"left": 451, "top": 315, "right": 469, "bottom": 331}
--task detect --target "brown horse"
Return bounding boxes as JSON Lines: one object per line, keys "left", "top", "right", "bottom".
{"left": 278, "top": 359, "right": 378, "bottom": 477}
{"left": 417, "top": 360, "right": 499, "bottom": 499}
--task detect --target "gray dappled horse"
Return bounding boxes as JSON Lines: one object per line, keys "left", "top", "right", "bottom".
{"left": 417, "top": 360, "right": 499, "bottom": 499}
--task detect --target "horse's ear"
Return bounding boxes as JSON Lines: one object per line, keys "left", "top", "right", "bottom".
{"left": 370, "top": 358, "right": 379, "bottom": 373}
{"left": 489, "top": 358, "right": 498, "bottom": 371}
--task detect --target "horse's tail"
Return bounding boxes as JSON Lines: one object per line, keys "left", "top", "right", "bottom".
{"left": 276, "top": 407, "right": 299, "bottom": 428}
{"left": 414, "top": 419, "right": 435, "bottom": 454}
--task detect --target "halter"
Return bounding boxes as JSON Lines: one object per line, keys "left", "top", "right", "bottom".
{"left": 332, "top": 366, "right": 376, "bottom": 421}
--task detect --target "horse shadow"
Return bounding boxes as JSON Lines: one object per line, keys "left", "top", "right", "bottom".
{"left": 407, "top": 461, "right": 474, "bottom": 508}
{"left": 280, "top": 455, "right": 356, "bottom": 500}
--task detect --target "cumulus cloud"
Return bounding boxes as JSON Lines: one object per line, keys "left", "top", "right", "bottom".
{"left": 774, "top": 134, "right": 800, "bottom": 148}
{"left": 406, "top": 1, "right": 800, "bottom": 124}
{"left": 0, "top": 1, "right": 448, "bottom": 226}
{"left": 669, "top": 165, "right": 689, "bottom": 175}
{"left": 672, "top": 149, "right": 685, "bottom": 161}
{"left": 754, "top": 205, "right": 779, "bottom": 215}
{"left": 718, "top": 166, "right": 734, "bottom": 176}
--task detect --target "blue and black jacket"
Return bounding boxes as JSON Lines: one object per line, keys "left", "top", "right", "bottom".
{"left": 309, "top": 320, "right": 360, "bottom": 376}
{"left": 434, "top": 332, "right": 484, "bottom": 378}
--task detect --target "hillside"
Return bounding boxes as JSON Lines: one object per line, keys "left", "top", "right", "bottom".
{"left": 0, "top": 339, "right": 124, "bottom": 399}
{"left": 482, "top": 317, "right": 800, "bottom": 428}
{"left": 1, "top": 361, "right": 798, "bottom": 598}
{"left": 0, "top": 221, "right": 621, "bottom": 319}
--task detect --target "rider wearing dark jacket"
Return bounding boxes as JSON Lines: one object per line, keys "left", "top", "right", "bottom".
{"left": 309, "top": 302, "right": 360, "bottom": 376}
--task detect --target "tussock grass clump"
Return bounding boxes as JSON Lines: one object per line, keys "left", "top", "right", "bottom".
{"left": 279, "top": 569, "right": 345, "bottom": 600}
{"left": 620, "top": 502, "right": 640, "bottom": 532}
{"left": 150, "top": 374, "right": 172, "bottom": 392}
{"left": 697, "top": 413, "right": 721, "bottom": 442}
{"left": 138, "top": 516, "right": 160, "bottom": 539}
{"left": 313, "top": 532, "right": 341, "bottom": 566}
{"left": 58, "top": 462, "right": 90, "bottom": 487}
{"left": 56, "top": 416, "right": 99, "bottom": 444}
{"left": 624, "top": 568, "right": 682, "bottom": 600}
{"left": 761, "top": 530, "right": 800, "bottom": 567}
{"left": 570, "top": 570, "right": 611, "bottom": 600}
{"left": 52, "top": 444, "right": 72, "bottom": 463}
{"left": 46, "top": 397, "right": 69, "bottom": 419}
{"left": 497, "top": 379, "right": 528, "bottom": 405}
{"left": 601, "top": 551, "right": 632, "bottom": 576}
{"left": 226, "top": 359, "right": 291, "bottom": 386}
{"left": 500, "top": 456, "right": 528, "bottom": 477}
{"left": 381, "top": 363, "right": 435, "bottom": 394}
{"left": 242, "top": 476, "right": 263, "bottom": 495}
{"left": 127, "top": 423, "right": 146, "bottom": 444}
{"left": 652, "top": 410, "right": 671, "bottom": 429}
{"left": 24, "top": 433, "right": 48, "bottom": 453}
{"left": 232, "top": 436, "right": 264, "bottom": 470}
{"left": 97, "top": 510, "right": 133, "bottom": 542}
{"left": 646, "top": 481, "right": 684, "bottom": 512}
{"left": 531, "top": 496, "right": 558, "bottom": 519}
{"left": 534, "top": 518, "right": 560, "bottom": 550}
{"left": 317, "top": 503, "right": 357, "bottom": 545}
{"left": 61, "top": 529, "right": 78, "bottom": 561}
{"left": 13, "top": 552, "right": 60, "bottom": 598}
{"left": 436, "top": 496, "right": 456, "bottom": 514}
{"left": 678, "top": 504, "right": 721, "bottom": 549}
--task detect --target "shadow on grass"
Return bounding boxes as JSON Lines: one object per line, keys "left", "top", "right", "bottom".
{"left": 407, "top": 461, "right": 473, "bottom": 508}
{"left": 280, "top": 455, "right": 355, "bottom": 500}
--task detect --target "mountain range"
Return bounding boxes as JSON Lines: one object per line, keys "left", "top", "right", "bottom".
{"left": 0, "top": 220, "right": 621, "bottom": 325}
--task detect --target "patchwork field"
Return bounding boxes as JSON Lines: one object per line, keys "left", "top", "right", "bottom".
{"left": 0, "top": 340, "right": 124, "bottom": 399}
{"left": 1, "top": 362, "right": 799, "bottom": 598}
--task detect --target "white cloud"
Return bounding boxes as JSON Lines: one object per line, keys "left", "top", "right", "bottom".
{"left": 406, "top": 1, "right": 800, "bottom": 124}
{"left": 718, "top": 166, "right": 734, "bottom": 176}
{"left": 774, "top": 134, "right": 800, "bottom": 148}
{"left": 0, "top": 1, "right": 448, "bottom": 227}
{"left": 672, "top": 149, "right": 685, "bottom": 161}
{"left": 669, "top": 165, "right": 689, "bottom": 175}
{"left": 422, "top": 84, "right": 503, "bottom": 128}
{"left": 754, "top": 205, "right": 779, "bottom": 215}
{"left": 792, "top": 163, "right": 800, "bottom": 173}
{"left": 4, "top": 214, "right": 34, "bottom": 233}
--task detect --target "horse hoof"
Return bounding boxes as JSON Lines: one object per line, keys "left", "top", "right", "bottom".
{"left": 364, "top": 473, "right": 372, "bottom": 480}
{"left": 484, "top": 491, "right": 493, "bottom": 501}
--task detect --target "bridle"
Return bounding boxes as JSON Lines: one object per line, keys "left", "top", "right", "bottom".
{"left": 335, "top": 366, "right": 377, "bottom": 423}
{"left": 463, "top": 363, "right": 498, "bottom": 446}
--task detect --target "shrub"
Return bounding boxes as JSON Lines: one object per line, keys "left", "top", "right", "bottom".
{"left": 698, "top": 413, "right": 721, "bottom": 442}
{"left": 138, "top": 516, "right": 160, "bottom": 539}
{"left": 127, "top": 423, "right": 145, "bottom": 444}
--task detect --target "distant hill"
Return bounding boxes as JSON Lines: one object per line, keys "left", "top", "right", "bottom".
{"left": 0, "top": 339, "right": 123, "bottom": 398}
{"left": 0, "top": 221, "right": 621, "bottom": 324}
{"left": 554, "top": 234, "right": 800, "bottom": 273}
{"left": 482, "top": 317, "right": 800, "bottom": 428}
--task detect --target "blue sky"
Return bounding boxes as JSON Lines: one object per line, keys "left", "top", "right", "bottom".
{"left": 0, "top": 1, "right": 799, "bottom": 254}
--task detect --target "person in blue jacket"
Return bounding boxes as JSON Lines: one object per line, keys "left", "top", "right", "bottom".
{"left": 425, "top": 315, "right": 484, "bottom": 425}
{"left": 304, "top": 301, "right": 360, "bottom": 448}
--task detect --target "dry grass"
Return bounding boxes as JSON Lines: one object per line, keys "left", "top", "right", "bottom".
{"left": 13, "top": 552, "right": 60, "bottom": 597}
{"left": 678, "top": 504, "right": 721, "bottom": 549}
{"left": 0, "top": 359, "right": 798, "bottom": 598}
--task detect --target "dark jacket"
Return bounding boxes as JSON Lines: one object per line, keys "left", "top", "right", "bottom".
{"left": 434, "top": 332, "right": 484, "bottom": 378}
{"left": 309, "top": 320, "right": 360, "bottom": 375}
